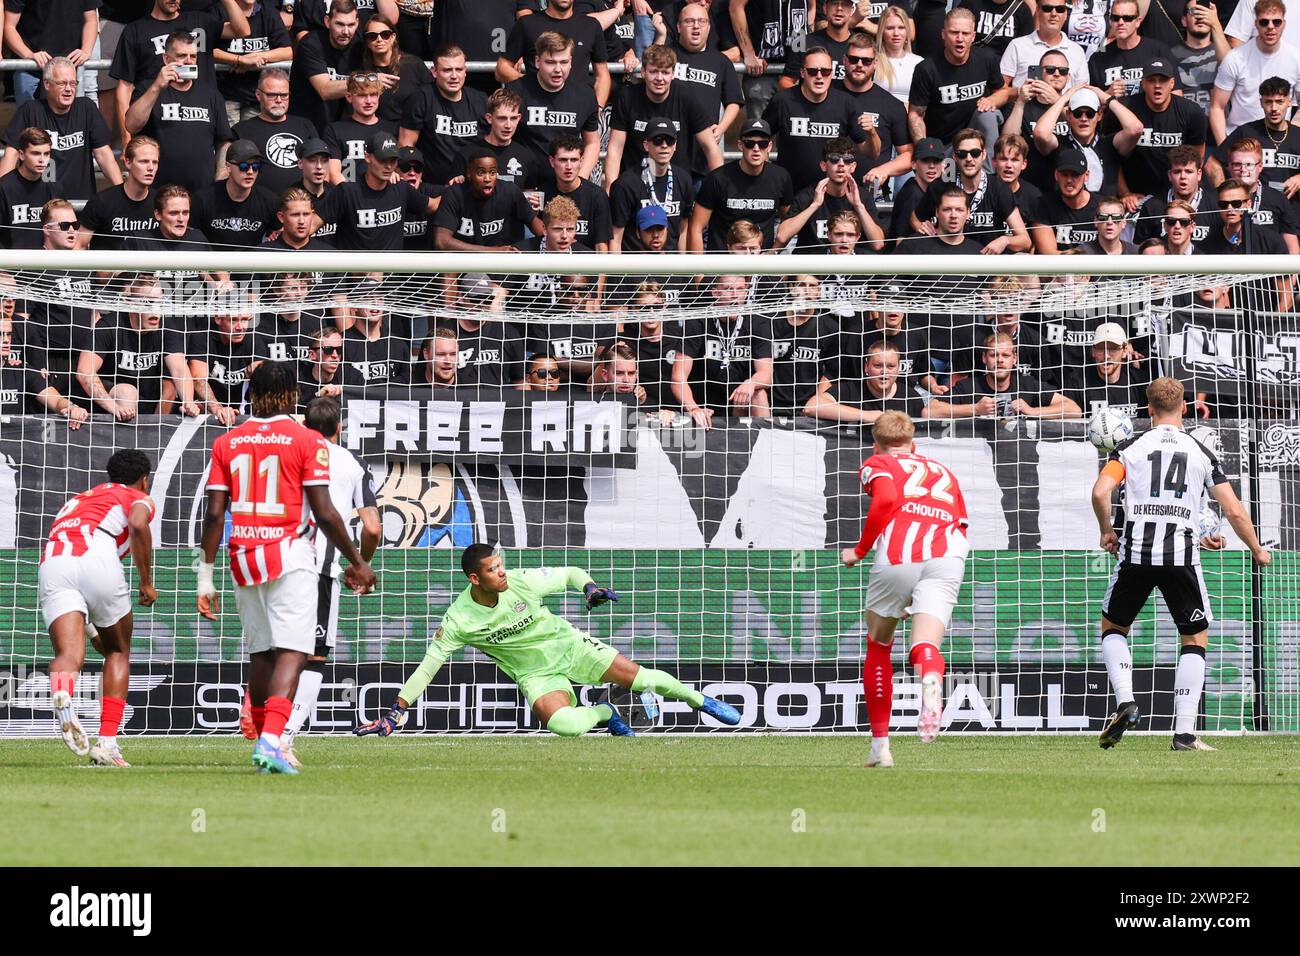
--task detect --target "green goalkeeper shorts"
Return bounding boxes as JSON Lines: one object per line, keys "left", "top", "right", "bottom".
{"left": 516, "top": 634, "right": 620, "bottom": 708}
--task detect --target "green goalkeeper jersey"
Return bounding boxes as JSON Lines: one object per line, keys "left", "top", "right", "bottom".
{"left": 398, "top": 566, "right": 595, "bottom": 703}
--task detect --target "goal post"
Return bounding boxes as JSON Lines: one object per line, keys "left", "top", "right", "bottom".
{"left": 0, "top": 252, "right": 1297, "bottom": 736}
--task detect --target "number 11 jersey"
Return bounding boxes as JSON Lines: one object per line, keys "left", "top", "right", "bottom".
{"left": 207, "top": 415, "right": 332, "bottom": 586}
{"left": 859, "top": 451, "right": 970, "bottom": 566}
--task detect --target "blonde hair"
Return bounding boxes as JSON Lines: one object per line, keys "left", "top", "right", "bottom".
{"left": 872, "top": 410, "right": 915, "bottom": 448}
{"left": 542, "top": 195, "right": 581, "bottom": 225}
{"left": 873, "top": 6, "right": 914, "bottom": 90}
{"left": 1147, "top": 376, "right": 1186, "bottom": 415}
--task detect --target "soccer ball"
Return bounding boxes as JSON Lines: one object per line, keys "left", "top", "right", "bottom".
{"left": 1198, "top": 505, "right": 1223, "bottom": 541}
{"left": 1088, "top": 408, "right": 1135, "bottom": 452}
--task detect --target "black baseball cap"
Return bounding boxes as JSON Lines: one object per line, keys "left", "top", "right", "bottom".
{"left": 299, "top": 137, "right": 330, "bottom": 159}
{"left": 1055, "top": 148, "right": 1088, "bottom": 174}
{"left": 740, "top": 119, "right": 772, "bottom": 139}
{"left": 367, "top": 131, "right": 400, "bottom": 160}
{"left": 1144, "top": 58, "right": 1175, "bottom": 78}
{"left": 645, "top": 117, "right": 677, "bottom": 140}
{"left": 397, "top": 146, "right": 424, "bottom": 168}
{"left": 914, "top": 137, "right": 945, "bottom": 161}
{"left": 227, "top": 140, "right": 262, "bottom": 164}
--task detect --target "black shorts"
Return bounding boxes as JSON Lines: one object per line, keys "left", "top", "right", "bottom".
{"left": 313, "top": 572, "right": 339, "bottom": 658}
{"left": 1102, "top": 561, "right": 1214, "bottom": 635}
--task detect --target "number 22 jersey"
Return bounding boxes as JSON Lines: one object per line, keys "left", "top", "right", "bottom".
{"left": 207, "top": 415, "right": 332, "bottom": 586}
{"left": 859, "top": 451, "right": 970, "bottom": 565}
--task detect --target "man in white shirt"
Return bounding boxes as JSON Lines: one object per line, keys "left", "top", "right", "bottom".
{"left": 1000, "top": 2, "right": 1089, "bottom": 88}
{"left": 1226, "top": 0, "right": 1300, "bottom": 51}
{"left": 1210, "top": 0, "right": 1300, "bottom": 141}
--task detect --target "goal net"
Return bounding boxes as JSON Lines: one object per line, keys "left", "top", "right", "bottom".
{"left": 0, "top": 251, "right": 1296, "bottom": 736}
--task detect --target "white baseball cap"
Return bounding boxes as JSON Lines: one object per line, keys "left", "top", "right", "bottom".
{"left": 1093, "top": 322, "right": 1128, "bottom": 346}
{"left": 1068, "top": 89, "right": 1102, "bottom": 112}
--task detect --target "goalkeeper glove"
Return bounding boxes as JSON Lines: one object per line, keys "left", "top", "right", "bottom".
{"left": 584, "top": 582, "right": 619, "bottom": 610}
{"left": 353, "top": 702, "right": 408, "bottom": 737}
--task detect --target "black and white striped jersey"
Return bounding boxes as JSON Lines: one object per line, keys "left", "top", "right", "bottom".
{"left": 1110, "top": 424, "right": 1228, "bottom": 566}
{"left": 313, "top": 442, "right": 378, "bottom": 579}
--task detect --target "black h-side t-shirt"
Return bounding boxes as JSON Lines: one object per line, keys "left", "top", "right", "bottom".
{"left": 908, "top": 48, "right": 1004, "bottom": 145}
{"left": 540, "top": 179, "right": 613, "bottom": 247}
{"left": 0, "top": 170, "right": 60, "bottom": 249}
{"left": 137, "top": 83, "right": 233, "bottom": 193}
{"left": 694, "top": 160, "right": 794, "bottom": 250}
{"left": 761, "top": 86, "right": 867, "bottom": 192}
{"left": 316, "top": 178, "right": 430, "bottom": 250}
{"left": 86, "top": 314, "right": 187, "bottom": 407}
{"left": 1, "top": 98, "right": 110, "bottom": 202}
{"left": 186, "top": 325, "right": 265, "bottom": 408}
{"left": 432, "top": 181, "right": 535, "bottom": 248}
{"left": 110, "top": 9, "right": 227, "bottom": 92}
{"left": 509, "top": 74, "right": 600, "bottom": 171}
{"left": 609, "top": 162, "right": 694, "bottom": 249}
{"left": 233, "top": 115, "right": 321, "bottom": 196}
{"left": 400, "top": 86, "right": 488, "bottom": 187}
{"left": 323, "top": 117, "right": 398, "bottom": 183}
{"left": 1119, "top": 93, "right": 1208, "bottom": 197}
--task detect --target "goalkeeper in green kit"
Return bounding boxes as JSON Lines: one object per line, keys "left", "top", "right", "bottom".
{"left": 354, "top": 544, "right": 741, "bottom": 737}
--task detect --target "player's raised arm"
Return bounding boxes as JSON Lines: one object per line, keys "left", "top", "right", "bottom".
{"left": 1209, "top": 481, "right": 1271, "bottom": 566}
{"left": 514, "top": 566, "right": 619, "bottom": 608}
{"left": 1091, "top": 460, "right": 1123, "bottom": 555}
{"left": 354, "top": 624, "right": 466, "bottom": 736}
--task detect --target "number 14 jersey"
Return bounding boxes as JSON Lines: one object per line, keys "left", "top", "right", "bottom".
{"left": 859, "top": 451, "right": 970, "bottom": 565}
{"left": 207, "top": 415, "right": 332, "bottom": 586}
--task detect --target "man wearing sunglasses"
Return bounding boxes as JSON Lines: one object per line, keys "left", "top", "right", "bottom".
{"left": 609, "top": 117, "right": 693, "bottom": 252}
{"left": 125, "top": 30, "right": 234, "bottom": 194}
{"left": 763, "top": 46, "right": 868, "bottom": 191}
{"left": 233, "top": 69, "right": 322, "bottom": 196}
{"left": 688, "top": 117, "right": 793, "bottom": 251}
{"left": 780, "top": 0, "right": 854, "bottom": 88}
{"left": 911, "top": 8, "right": 1009, "bottom": 162}
{"left": 1121, "top": 58, "right": 1208, "bottom": 204}
{"left": 1131, "top": 145, "right": 1219, "bottom": 245}
{"left": 999, "top": 0, "right": 1087, "bottom": 88}
{"left": 1214, "top": 136, "right": 1300, "bottom": 250}
{"left": 910, "top": 128, "right": 1028, "bottom": 254}
{"left": 1198, "top": 177, "right": 1294, "bottom": 309}
{"left": 1032, "top": 84, "right": 1142, "bottom": 198}
{"left": 297, "top": 326, "right": 345, "bottom": 413}
{"left": 1088, "top": 0, "right": 1179, "bottom": 100}
{"left": 191, "top": 139, "right": 278, "bottom": 248}
{"left": 777, "top": 135, "right": 885, "bottom": 252}
{"left": 1078, "top": 195, "right": 1138, "bottom": 255}
{"left": 1211, "top": 0, "right": 1300, "bottom": 142}
{"left": 836, "top": 32, "right": 912, "bottom": 195}
{"left": 1225, "top": 0, "right": 1300, "bottom": 51}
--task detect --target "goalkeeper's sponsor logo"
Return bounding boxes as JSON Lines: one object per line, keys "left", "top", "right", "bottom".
{"left": 49, "top": 886, "right": 151, "bottom": 937}
{"left": 485, "top": 613, "right": 536, "bottom": 643}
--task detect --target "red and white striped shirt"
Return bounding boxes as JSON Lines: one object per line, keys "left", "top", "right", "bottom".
{"left": 42, "top": 483, "right": 156, "bottom": 564}
{"left": 208, "top": 415, "right": 331, "bottom": 587}
{"left": 859, "top": 452, "right": 970, "bottom": 565}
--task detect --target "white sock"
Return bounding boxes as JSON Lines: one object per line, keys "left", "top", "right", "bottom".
{"left": 284, "top": 669, "right": 324, "bottom": 744}
{"left": 259, "top": 731, "right": 281, "bottom": 749}
{"left": 870, "top": 736, "right": 890, "bottom": 754}
{"left": 1174, "top": 646, "right": 1207, "bottom": 736}
{"left": 1102, "top": 632, "right": 1134, "bottom": 707}
{"left": 97, "top": 735, "right": 117, "bottom": 748}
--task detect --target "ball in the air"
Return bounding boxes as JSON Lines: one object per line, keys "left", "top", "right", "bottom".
{"left": 1088, "top": 408, "right": 1135, "bottom": 452}
{"left": 1198, "top": 505, "right": 1223, "bottom": 541}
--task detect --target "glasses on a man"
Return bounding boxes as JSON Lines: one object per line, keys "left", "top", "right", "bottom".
{"left": 824, "top": 153, "right": 855, "bottom": 165}
{"left": 1164, "top": 217, "right": 1192, "bottom": 228}
{"left": 1221, "top": 198, "right": 1248, "bottom": 209}
{"left": 804, "top": 67, "right": 834, "bottom": 78}
{"left": 845, "top": 54, "right": 875, "bottom": 66}
{"left": 954, "top": 147, "right": 983, "bottom": 159}
{"left": 1040, "top": 4, "right": 1070, "bottom": 12}
{"left": 1070, "top": 107, "right": 1098, "bottom": 119}
{"left": 1257, "top": 17, "right": 1284, "bottom": 27}
{"left": 365, "top": 29, "right": 395, "bottom": 40}
{"left": 49, "top": 219, "right": 80, "bottom": 232}
{"left": 649, "top": 135, "right": 676, "bottom": 146}
{"left": 1095, "top": 212, "right": 1126, "bottom": 223}
{"left": 1110, "top": 13, "right": 1138, "bottom": 21}
{"left": 234, "top": 161, "right": 261, "bottom": 173}
{"left": 399, "top": 162, "right": 422, "bottom": 173}
{"left": 260, "top": 90, "right": 289, "bottom": 99}
{"left": 679, "top": 17, "right": 709, "bottom": 25}
{"left": 530, "top": 366, "right": 562, "bottom": 379}
{"left": 316, "top": 346, "right": 341, "bottom": 356}
{"left": 1042, "top": 65, "right": 1070, "bottom": 75}
{"left": 741, "top": 138, "right": 771, "bottom": 149}
{"left": 1230, "top": 160, "right": 1259, "bottom": 170}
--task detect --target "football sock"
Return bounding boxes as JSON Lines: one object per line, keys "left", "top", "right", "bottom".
{"left": 259, "top": 696, "right": 292, "bottom": 749}
{"left": 909, "top": 641, "right": 945, "bottom": 682}
{"left": 51, "top": 671, "right": 76, "bottom": 699}
{"left": 1173, "top": 645, "right": 1207, "bottom": 736}
{"left": 284, "top": 667, "right": 324, "bottom": 744}
{"left": 251, "top": 705, "right": 266, "bottom": 735}
{"left": 546, "top": 705, "right": 612, "bottom": 737}
{"left": 1102, "top": 630, "right": 1135, "bottom": 707}
{"left": 632, "top": 667, "right": 704, "bottom": 708}
{"left": 98, "top": 695, "right": 125, "bottom": 741}
{"left": 864, "top": 641, "right": 893, "bottom": 739}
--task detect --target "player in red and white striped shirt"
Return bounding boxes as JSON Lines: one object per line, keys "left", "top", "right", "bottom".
{"left": 197, "top": 362, "right": 376, "bottom": 775}
{"left": 39, "top": 449, "right": 157, "bottom": 768}
{"left": 841, "top": 412, "right": 970, "bottom": 768}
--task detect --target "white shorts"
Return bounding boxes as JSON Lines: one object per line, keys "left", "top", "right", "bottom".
{"left": 235, "top": 568, "right": 318, "bottom": 655}
{"left": 38, "top": 553, "right": 131, "bottom": 630}
{"left": 314, "top": 573, "right": 340, "bottom": 655}
{"left": 865, "top": 556, "right": 966, "bottom": 627}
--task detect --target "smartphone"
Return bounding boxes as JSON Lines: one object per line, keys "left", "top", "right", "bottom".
{"left": 175, "top": 64, "right": 199, "bottom": 80}
{"left": 1027, "top": 65, "right": 1043, "bottom": 81}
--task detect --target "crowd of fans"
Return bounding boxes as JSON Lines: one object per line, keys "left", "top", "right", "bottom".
{"left": 0, "top": 0, "right": 1293, "bottom": 429}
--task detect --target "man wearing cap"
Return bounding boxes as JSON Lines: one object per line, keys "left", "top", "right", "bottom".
{"left": 609, "top": 117, "right": 694, "bottom": 252}
{"left": 1210, "top": 0, "right": 1300, "bottom": 142}
{"left": 1029, "top": 147, "right": 1101, "bottom": 252}
{"left": 1065, "top": 323, "right": 1147, "bottom": 421}
{"left": 433, "top": 149, "right": 545, "bottom": 253}
{"left": 910, "top": 128, "right": 1028, "bottom": 254}
{"left": 314, "top": 131, "right": 439, "bottom": 250}
{"left": 688, "top": 117, "right": 793, "bottom": 251}
{"left": 605, "top": 44, "right": 722, "bottom": 188}
{"left": 999, "top": 0, "right": 1088, "bottom": 88}
{"left": 1031, "top": 83, "right": 1143, "bottom": 198}
{"left": 1088, "top": 0, "right": 1179, "bottom": 99}
{"left": 507, "top": 32, "right": 601, "bottom": 180}
{"left": 124, "top": 30, "right": 234, "bottom": 193}
{"left": 396, "top": 146, "right": 443, "bottom": 251}
{"left": 763, "top": 44, "right": 870, "bottom": 192}
{"left": 292, "top": 137, "right": 338, "bottom": 243}
{"left": 233, "top": 69, "right": 321, "bottom": 196}
{"left": 434, "top": 276, "right": 528, "bottom": 389}
{"left": 190, "top": 140, "right": 278, "bottom": 248}
{"left": 400, "top": 44, "right": 488, "bottom": 187}
{"left": 324, "top": 71, "right": 398, "bottom": 184}
{"left": 887, "top": 137, "right": 947, "bottom": 247}
{"left": 1120, "top": 59, "right": 1208, "bottom": 203}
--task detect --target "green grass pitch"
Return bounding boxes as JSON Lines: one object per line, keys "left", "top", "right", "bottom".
{"left": 2, "top": 736, "right": 1295, "bottom": 866}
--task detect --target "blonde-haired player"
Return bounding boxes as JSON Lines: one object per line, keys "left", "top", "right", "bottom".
{"left": 842, "top": 412, "right": 970, "bottom": 768}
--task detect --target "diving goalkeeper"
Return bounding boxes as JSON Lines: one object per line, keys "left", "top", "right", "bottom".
{"left": 354, "top": 544, "right": 741, "bottom": 737}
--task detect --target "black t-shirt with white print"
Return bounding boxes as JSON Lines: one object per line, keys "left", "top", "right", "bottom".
{"left": 1222, "top": 119, "right": 1300, "bottom": 193}
{"left": 323, "top": 118, "right": 398, "bottom": 183}
{"left": 786, "top": 185, "right": 881, "bottom": 253}
{"left": 761, "top": 87, "right": 867, "bottom": 192}
{"left": 835, "top": 81, "right": 909, "bottom": 169}
{"left": 233, "top": 115, "right": 321, "bottom": 196}
{"left": 609, "top": 161, "right": 695, "bottom": 250}
{"left": 433, "top": 319, "right": 528, "bottom": 388}
{"left": 1066, "top": 363, "right": 1146, "bottom": 420}
{"left": 432, "top": 181, "right": 535, "bottom": 248}
{"left": 947, "top": 369, "right": 1058, "bottom": 414}
{"left": 694, "top": 160, "right": 795, "bottom": 250}
{"left": 340, "top": 325, "right": 411, "bottom": 389}
{"left": 191, "top": 182, "right": 278, "bottom": 249}
{"left": 764, "top": 311, "right": 843, "bottom": 415}
{"left": 86, "top": 314, "right": 187, "bottom": 408}
{"left": 137, "top": 83, "right": 234, "bottom": 194}
{"left": 540, "top": 179, "right": 614, "bottom": 247}
{"left": 908, "top": 47, "right": 1004, "bottom": 146}
{"left": 913, "top": 174, "right": 1017, "bottom": 248}
{"left": 186, "top": 325, "right": 265, "bottom": 409}
{"left": 1030, "top": 190, "right": 1100, "bottom": 250}
{"left": 1089, "top": 37, "right": 1178, "bottom": 98}
{"left": 676, "top": 315, "right": 773, "bottom": 410}
{"left": 316, "top": 178, "right": 430, "bottom": 251}
{"left": 460, "top": 135, "right": 538, "bottom": 188}
{"left": 81, "top": 184, "right": 158, "bottom": 250}
{"left": 612, "top": 84, "right": 716, "bottom": 177}
{"left": 0, "top": 170, "right": 60, "bottom": 249}
{"left": 0, "top": 362, "right": 50, "bottom": 416}
{"left": 1, "top": 98, "right": 111, "bottom": 202}
{"left": 957, "top": 0, "right": 1033, "bottom": 55}
{"left": 1119, "top": 93, "right": 1208, "bottom": 197}
{"left": 110, "top": 9, "right": 227, "bottom": 92}
{"left": 400, "top": 86, "right": 488, "bottom": 187}
{"left": 509, "top": 74, "right": 600, "bottom": 171}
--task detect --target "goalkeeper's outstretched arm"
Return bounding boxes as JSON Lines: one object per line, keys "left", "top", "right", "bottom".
{"left": 354, "top": 626, "right": 464, "bottom": 736}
